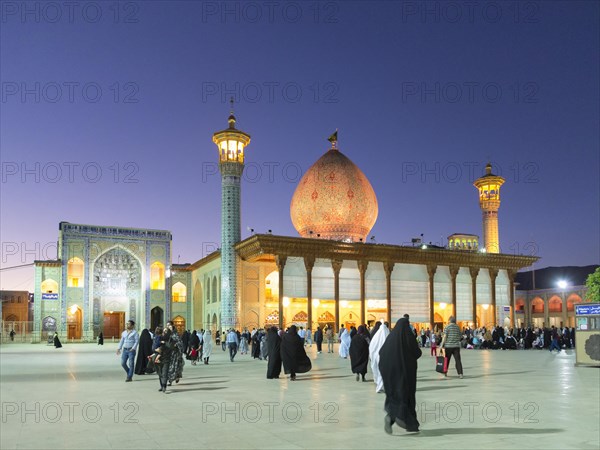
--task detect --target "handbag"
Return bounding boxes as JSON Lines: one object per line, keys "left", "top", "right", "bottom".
{"left": 435, "top": 355, "right": 448, "bottom": 374}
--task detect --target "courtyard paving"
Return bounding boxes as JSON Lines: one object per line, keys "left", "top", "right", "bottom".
{"left": 0, "top": 341, "right": 598, "bottom": 449}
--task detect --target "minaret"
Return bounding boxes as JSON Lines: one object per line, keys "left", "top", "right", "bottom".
{"left": 473, "top": 163, "right": 505, "bottom": 253}
{"left": 212, "top": 99, "right": 251, "bottom": 330}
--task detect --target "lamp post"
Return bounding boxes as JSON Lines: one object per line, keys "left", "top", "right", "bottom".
{"left": 557, "top": 280, "right": 568, "bottom": 328}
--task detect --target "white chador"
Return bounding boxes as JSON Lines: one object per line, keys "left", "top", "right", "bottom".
{"left": 338, "top": 329, "right": 351, "bottom": 358}
{"left": 369, "top": 323, "right": 390, "bottom": 393}
{"left": 202, "top": 331, "right": 213, "bottom": 359}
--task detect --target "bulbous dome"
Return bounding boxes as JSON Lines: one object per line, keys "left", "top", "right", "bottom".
{"left": 290, "top": 146, "right": 378, "bottom": 242}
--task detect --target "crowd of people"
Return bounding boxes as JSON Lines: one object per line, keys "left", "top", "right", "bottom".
{"left": 415, "top": 324, "right": 576, "bottom": 352}
{"left": 112, "top": 315, "right": 576, "bottom": 434}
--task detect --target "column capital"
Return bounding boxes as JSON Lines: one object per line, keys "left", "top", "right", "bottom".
{"left": 426, "top": 264, "right": 437, "bottom": 278}
{"left": 469, "top": 267, "right": 480, "bottom": 279}
{"left": 275, "top": 255, "right": 287, "bottom": 271}
{"left": 449, "top": 265, "right": 460, "bottom": 279}
{"left": 303, "top": 256, "right": 315, "bottom": 273}
{"left": 383, "top": 261, "right": 395, "bottom": 277}
{"left": 488, "top": 267, "right": 499, "bottom": 280}
{"left": 331, "top": 259, "right": 343, "bottom": 275}
{"left": 358, "top": 260, "right": 369, "bottom": 274}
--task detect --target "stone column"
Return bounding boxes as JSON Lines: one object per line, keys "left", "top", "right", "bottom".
{"left": 489, "top": 268, "right": 499, "bottom": 326}
{"left": 450, "top": 265, "right": 460, "bottom": 318}
{"left": 358, "top": 260, "right": 368, "bottom": 325}
{"left": 469, "top": 267, "right": 480, "bottom": 327}
{"left": 561, "top": 291, "right": 568, "bottom": 328}
{"left": 275, "top": 255, "right": 287, "bottom": 329}
{"left": 543, "top": 293, "right": 549, "bottom": 327}
{"left": 332, "top": 260, "right": 343, "bottom": 332}
{"left": 383, "top": 262, "right": 394, "bottom": 325}
{"left": 304, "top": 256, "right": 315, "bottom": 330}
{"left": 508, "top": 270, "right": 517, "bottom": 327}
{"left": 427, "top": 264, "right": 437, "bottom": 329}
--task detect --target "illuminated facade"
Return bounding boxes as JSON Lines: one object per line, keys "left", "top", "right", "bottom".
{"left": 180, "top": 116, "right": 536, "bottom": 333}
{"left": 33, "top": 222, "right": 173, "bottom": 342}
{"left": 32, "top": 113, "right": 538, "bottom": 341}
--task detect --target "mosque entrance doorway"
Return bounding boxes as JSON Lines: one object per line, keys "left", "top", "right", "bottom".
{"left": 93, "top": 246, "right": 142, "bottom": 335}
{"left": 151, "top": 307, "right": 164, "bottom": 330}
{"left": 67, "top": 306, "right": 82, "bottom": 340}
{"left": 103, "top": 312, "right": 125, "bottom": 339}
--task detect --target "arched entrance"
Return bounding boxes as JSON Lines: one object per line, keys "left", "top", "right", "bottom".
{"left": 151, "top": 307, "right": 164, "bottom": 331}
{"left": 67, "top": 306, "right": 82, "bottom": 340}
{"left": 317, "top": 311, "right": 335, "bottom": 331}
{"left": 42, "top": 316, "right": 57, "bottom": 341}
{"left": 341, "top": 311, "right": 358, "bottom": 331}
{"left": 265, "top": 310, "right": 280, "bottom": 328}
{"left": 93, "top": 246, "right": 142, "bottom": 334}
{"left": 212, "top": 313, "right": 218, "bottom": 333}
{"left": 193, "top": 280, "right": 203, "bottom": 330}
{"left": 433, "top": 312, "right": 444, "bottom": 331}
{"left": 292, "top": 311, "right": 308, "bottom": 327}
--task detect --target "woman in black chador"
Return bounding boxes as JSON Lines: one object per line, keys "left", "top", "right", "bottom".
{"left": 53, "top": 332, "right": 62, "bottom": 348}
{"left": 252, "top": 331, "right": 262, "bottom": 359}
{"left": 155, "top": 328, "right": 175, "bottom": 393}
{"left": 350, "top": 325, "right": 370, "bottom": 382}
{"left": 134, "top": 329, "right": 154, "bottom": 375}
{"left": 98, "top": 332, "right": 104, "bottom": 345}
{"left": 379, "top": 318, "right": 422, "bottom": 434}
{"left": 280, "top": 325, "right": 311, "bottom": 381}
{"left": 266, "top": 327, "right": 282, "bottom": 379}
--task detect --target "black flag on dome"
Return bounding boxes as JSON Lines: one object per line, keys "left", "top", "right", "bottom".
{"left": 328, "top": 130, "right": 338, "bottom": 145}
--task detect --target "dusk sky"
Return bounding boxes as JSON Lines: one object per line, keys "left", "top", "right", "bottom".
{"left": 1, "top": 1, "right": 599, "bottom": 291}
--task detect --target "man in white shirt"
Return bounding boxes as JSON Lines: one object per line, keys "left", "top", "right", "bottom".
{"left": 116, "top": 320, "right": 139, "bottom": 382}
{"left": 298, "top": 327, "right": 306, "bottom": 345}
{"left": 226, "top": 329, "right": 239, "bottom": 362}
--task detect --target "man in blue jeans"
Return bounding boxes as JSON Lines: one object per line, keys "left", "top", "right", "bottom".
{"left": 116, "top": 320, "right": 139, "bottom": 382}
{"left": 549, "top": 326, "right": 561, "bottom": 352}
{"left": 226, "top": 329, "right": 239, "bottom": 362}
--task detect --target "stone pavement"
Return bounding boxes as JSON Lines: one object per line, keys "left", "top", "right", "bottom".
{"left": 0, "top": 342, "right": 598, "bottom": 449}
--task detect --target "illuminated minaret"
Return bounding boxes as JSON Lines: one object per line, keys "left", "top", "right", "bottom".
{"left": 473, "top": 163, "right": 505, "bottom": 253}
{"left": 212, "top": 100, "right": 251, "bottom": 330}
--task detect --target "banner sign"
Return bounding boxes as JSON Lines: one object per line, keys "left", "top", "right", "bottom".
{"left": 575, "top": 304, "right": 600, "bottom": 316}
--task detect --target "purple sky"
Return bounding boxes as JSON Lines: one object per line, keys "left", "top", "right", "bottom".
{"left": 1, "top": 1, "right": 599, "bottom": 291}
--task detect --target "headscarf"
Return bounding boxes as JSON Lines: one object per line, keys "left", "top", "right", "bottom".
{"left": 370, "top": 321, "right": 382, "bottom": 339}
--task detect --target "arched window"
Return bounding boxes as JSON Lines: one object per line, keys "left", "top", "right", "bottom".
{"left": 67, "top": 257, "right": 84, "bottom": 287}
{"left": 206, "top": 278, "right": 211, "bottom": 303}
{"left": 531, "top": 297, "right": 544, "bottom": 314}
{"left": 172, "top": 282, "right": 187, "bottom": 302}
{"left": 212, "top": 276, "right": 218, "bottom": 303}
{"left": 41, "top": 279, "right": 59, "bottom": 294}
{"left": 150, "top": 262, "right": 165, "bottom": 290}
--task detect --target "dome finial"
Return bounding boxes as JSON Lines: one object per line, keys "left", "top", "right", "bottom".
{"left": 228, "top": 97, "right": 236, "bottom": 129}
{"left": 328, "top": 129, "right": 338, "bottom": 150}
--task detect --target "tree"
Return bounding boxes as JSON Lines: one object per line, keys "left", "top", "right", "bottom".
{"left": 585, "top": 267, "right": 600, "bottom": 302}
